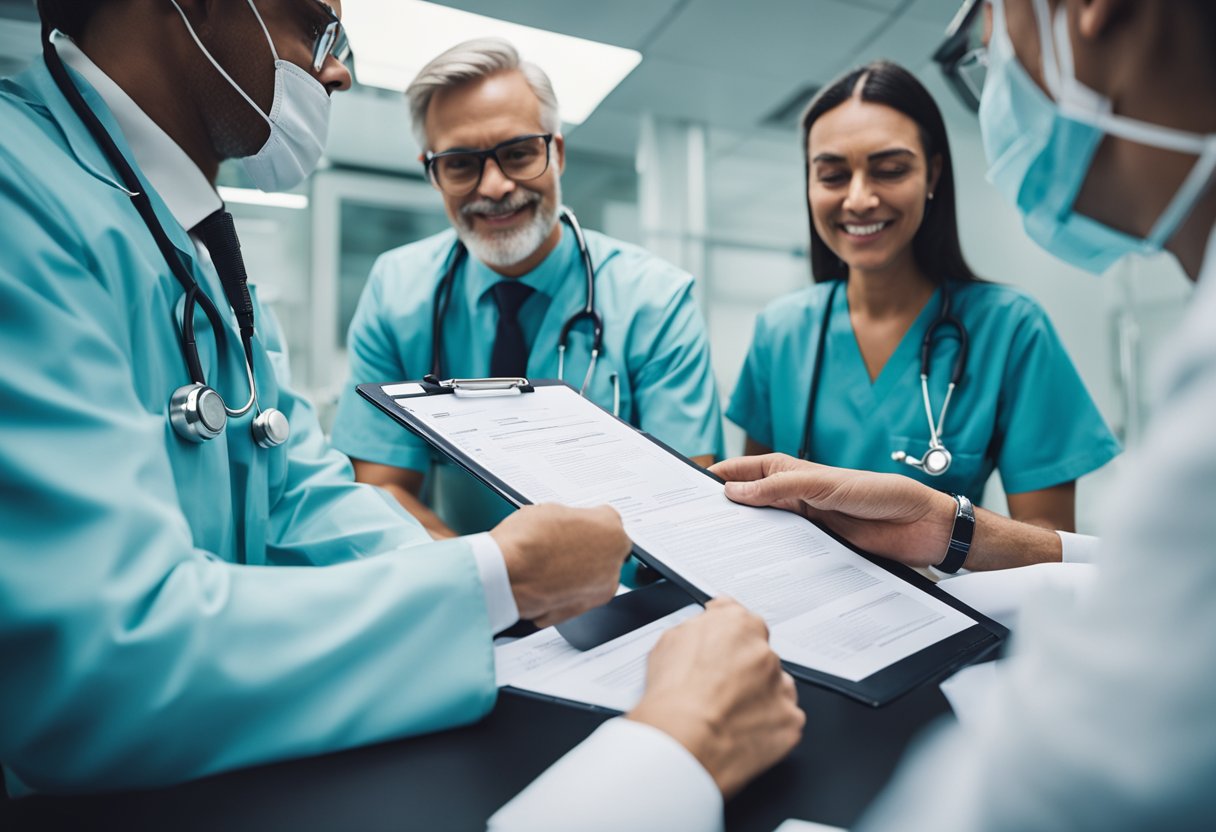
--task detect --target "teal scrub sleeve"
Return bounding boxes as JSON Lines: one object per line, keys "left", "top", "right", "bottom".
{"left": 0, "top": 171, "right": 496, "bottom": 794}
{"left": 330, "top": 259, "right": 433, "bottom": 473}
{"left": 630, "top": 279, "right": 725, "bottom": 459}
{"left": 254, "top": 292, "right": 437, "bottom": 565}
{"left": 993, "top": 303, "right": 1121, "bottom": 494}
{"left": 726, "top": 313, "right": 775, "bottom": 449}
{"left": 265, "top": 355, "right": 439, "bottom": 566}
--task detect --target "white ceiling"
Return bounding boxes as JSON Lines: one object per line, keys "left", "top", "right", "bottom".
{"left": 0, "top": 0, "right": 973, "bottom": 247}
{"left": 434, "top": 0, "right": 969, "bottom": 245}
{"left": 437, "top": 0, "right": 962, "bottom": 145}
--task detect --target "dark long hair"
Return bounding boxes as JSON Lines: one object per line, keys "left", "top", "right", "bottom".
{"left": 800, "top": 60, "right": 978, "bottom": 284}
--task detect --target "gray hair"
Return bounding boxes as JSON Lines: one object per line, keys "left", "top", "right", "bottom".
{"left": 406, "top": 37, "right": 561, "bottom": 151}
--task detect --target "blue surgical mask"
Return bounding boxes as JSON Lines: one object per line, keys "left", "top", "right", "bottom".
{"left": 980, "top": 0, "right": 1216, "bottom": 274}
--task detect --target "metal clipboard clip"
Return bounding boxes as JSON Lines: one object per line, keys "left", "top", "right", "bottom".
{"left": 421, "top": 374, "right": 535, "bottom": 398}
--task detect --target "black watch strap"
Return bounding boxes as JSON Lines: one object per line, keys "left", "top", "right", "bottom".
{"left": 936, "top": 494, "right": 974, "bottom": 574}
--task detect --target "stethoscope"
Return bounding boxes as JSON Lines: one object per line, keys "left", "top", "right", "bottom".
{"left": 43, "top": 30, "right": 288, "bottom": 449}
{"left": 431, "top": 206, "right": 621, "bottom": 416}
{"left": 799, "top": 279, "right": 969, "bottom": 476}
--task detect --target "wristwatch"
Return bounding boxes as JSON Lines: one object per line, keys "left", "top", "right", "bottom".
{"left": 936, "top": 494, "right": 974, "bottom": 574}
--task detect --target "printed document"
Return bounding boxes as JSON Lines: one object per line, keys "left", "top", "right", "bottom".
{"left": 394, "top": 385, "right": 972, "bottom": 682}
{"left": 496, "top": 606, "right": 701, "bottom": 712}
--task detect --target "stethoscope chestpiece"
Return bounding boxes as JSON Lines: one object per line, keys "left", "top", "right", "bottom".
{"left": 170, "top": 384, "right": 291, "bottom": 448}
{"left": 170, "top": 383, "right": 227, "bottom": 443}
{"left": 252, "top": 408, "right": 290, "bottom": 448}
{"left": 891, "top": 445, "right": 953, "bottom": 477}
{"left": 921, "top": 445, "right": 952, "bottom": 476}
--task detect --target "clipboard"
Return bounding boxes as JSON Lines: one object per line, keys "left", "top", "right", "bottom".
{"left": 357, "top": 377, "right": 1007, "bottom": 707}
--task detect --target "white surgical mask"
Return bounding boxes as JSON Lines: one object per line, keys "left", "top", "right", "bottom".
{"left": 169, "top": 0, "right": 332, "bottom": 192}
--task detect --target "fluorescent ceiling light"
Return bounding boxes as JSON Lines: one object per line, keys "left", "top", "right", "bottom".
{"left": 342, "top": 1, "right": 642, "bottom": 126}
{"left": 218, "top": 187, "right": 309, "bottom": 210}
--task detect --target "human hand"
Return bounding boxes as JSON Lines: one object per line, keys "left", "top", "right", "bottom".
{"left": 627, "top": 598, "right": 805, "bottom": 798}
{"left": 710, "top": 454, "right": 957, "bottom": 568}
{"left": 490, "top": 504, "right": 631, "bottom": 627}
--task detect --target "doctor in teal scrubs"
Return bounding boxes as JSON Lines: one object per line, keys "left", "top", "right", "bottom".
{"left": 332, "top": 39, "right": 723, "bottom": 539}
{"left": 0, "top": 0, "right": 637, "bottom": 794}
{"left": 728, "top": 60, "right": 1119, "bottom": 531}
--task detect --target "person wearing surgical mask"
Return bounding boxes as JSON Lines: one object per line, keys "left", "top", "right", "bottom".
{"left": 489, "top": 0, "right": 1216, "bottom": 828}
{"left": 0, "top": 0, "right": 802, "bottom": 796}
{"left": 165, "top": 0, "right": 334, "bottom": 192}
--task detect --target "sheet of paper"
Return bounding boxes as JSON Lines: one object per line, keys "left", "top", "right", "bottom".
{"left": 494, "top": 627, "right": 580, "bottom": 687}
{"left": 495, "top": 605, "right": 701, "bottom": 712}
{"left": 394, "top": 385, "right": 973, "bottom": 682}
{"left": 771, "top": 821, "right": 847, "bottom": 832}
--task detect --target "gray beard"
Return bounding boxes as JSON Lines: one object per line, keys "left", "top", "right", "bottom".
{"left": 457, "top": 183, "right": 562, "bottom": 269}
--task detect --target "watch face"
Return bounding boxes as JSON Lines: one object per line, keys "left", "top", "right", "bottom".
{"left": 925, "top": 448, "right": 951, "bottom": 475}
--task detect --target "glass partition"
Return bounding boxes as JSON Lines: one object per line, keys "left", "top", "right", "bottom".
{"left": 309, "top": 169, "right": 447, "bottom": 428}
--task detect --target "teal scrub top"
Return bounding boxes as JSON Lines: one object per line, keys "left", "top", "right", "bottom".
{"left": 727, "top": 280, "right": 1120, "bottom": 502}
{"left": 332, "top": 226, "right": 725, "bottom": 534}
{"left": 0, "top": 59, "right": 496, "bottom": 794}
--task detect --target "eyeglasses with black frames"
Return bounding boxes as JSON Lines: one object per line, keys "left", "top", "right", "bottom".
{"left": 424, "top": 134, "right": 555, "bottom": 197}
{"left": 933, "top": 0, "right": 990, "bottom": 113}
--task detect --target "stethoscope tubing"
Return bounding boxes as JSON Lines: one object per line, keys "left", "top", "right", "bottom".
{"left": 800, "top": 280, "right": 969, "bottom": 472}
{"left": 431, "top": 206, "right": 609, "bottom": 404}
{"left": 43, "top": 30, "right": 266, "bottom": 424}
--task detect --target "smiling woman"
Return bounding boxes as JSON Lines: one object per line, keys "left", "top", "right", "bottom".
{"left": 725, "top": 60, "right": 1121, "bottom": 533}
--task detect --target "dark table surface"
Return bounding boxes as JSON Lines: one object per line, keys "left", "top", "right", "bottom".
{"left": 3, "top": 679, "right": 950, "bottom": 832}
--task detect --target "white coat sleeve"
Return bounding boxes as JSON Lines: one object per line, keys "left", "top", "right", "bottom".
{"left": 469, "top": 532, "right": 520, "bottom": 633}
{"left": 858, "top": 253, "right": 1216, "bottom": 831}
{"left": 487, "top": 718, "right": 723, "bottom": 832}
{"left": 1058, "top": 530, "right": 1102, "bottom": 563}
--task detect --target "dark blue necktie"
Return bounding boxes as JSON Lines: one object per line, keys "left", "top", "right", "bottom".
{"left": 490, "top": 281, "right": 535, "bottom": 378}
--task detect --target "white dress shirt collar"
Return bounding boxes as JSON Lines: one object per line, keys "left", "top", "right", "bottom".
{"left": 52, "top": 32, "right": 222, "bottom": 231}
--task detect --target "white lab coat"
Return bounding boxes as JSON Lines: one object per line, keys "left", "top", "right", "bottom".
{"left": 489, "top": 226, "right": 1216, "bottom": 831}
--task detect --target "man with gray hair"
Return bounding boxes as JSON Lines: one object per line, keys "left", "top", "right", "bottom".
{"left": 2, "top": 2, "right": 801, "bottom": 805}
{"left": 332, "top": 38, "right": 725, "bottom": 542}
